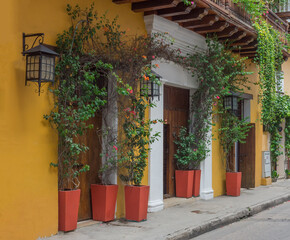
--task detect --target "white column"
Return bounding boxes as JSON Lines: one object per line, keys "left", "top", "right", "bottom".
{"left": 200, "top": 126, "right": 214, "bottom": 200}
{"left": 148, "top": 83, "right": 164, "bottom": 212}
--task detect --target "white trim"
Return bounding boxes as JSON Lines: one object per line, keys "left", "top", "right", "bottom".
{"left": 200, "top": 123, "right": 214, "bottom": 200}
{"left": 148, "top": 199, "right": 164, "bottom": 213}
{"left": 144, "top": 15, "right": 206, "bottom": 56}
{"left": 146, "top": 14, "right": 214, "bottom": 213}
{"left": 148, "top": 83, "right": 164, "bottom": 212}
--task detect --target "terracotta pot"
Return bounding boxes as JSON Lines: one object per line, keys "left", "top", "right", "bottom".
{"left": 91, "top": 184, "right": 118, "bottom": 222}
{"left": 125, "top": 185, "right": 149, "bottom": 222}
{"left": 226, "top": 172, "right": 242, "bottom": 196}
{"left": 58, "top": 189, "right": 81, "bottom": 232}
{"left": 193, "top": 169, "right": 201, "bottom": 197}
{"left": 175, "top": 170, "right": 194, "bottom": 198}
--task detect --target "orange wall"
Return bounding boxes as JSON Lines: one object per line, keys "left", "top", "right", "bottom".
{"left": 0, "top": 1, "right": 146, "bottom": 239}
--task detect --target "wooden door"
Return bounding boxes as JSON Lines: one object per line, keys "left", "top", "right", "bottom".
{"left": 239, "top": 123, "right": 255, "bottom": 188}
{"left": 163, "top": 85, "right": 189, "bottom": 196}
{"left": 78, "top": 113, "right": 102, "bottom": 221}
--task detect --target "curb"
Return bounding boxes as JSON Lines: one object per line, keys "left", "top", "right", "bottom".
{"left": 166, "top": 193, "right": 290, "bottom": 240}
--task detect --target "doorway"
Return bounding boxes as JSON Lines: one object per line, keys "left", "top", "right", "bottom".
{"left": 77, "top": 113, "right": 103, "bottom": 221}
{"left": 239, "top": 123, "right": 256, "bottom": 188}
{"left": 163, "top": 85, "right": 190, "bottom": 197}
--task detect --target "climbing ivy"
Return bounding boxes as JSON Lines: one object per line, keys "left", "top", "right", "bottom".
{"left": 232, "top": 0, "right": 289, "bottom": 168}
{"left": 253, "top": 16, "right": 287, "bottom": 166}
{"left": 178, "top": 38, "right": 252, "bottom": 171}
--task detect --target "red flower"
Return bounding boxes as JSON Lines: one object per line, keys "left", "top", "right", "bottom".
{"left": 113, "top": 145, "right": 118, "bottom": 151}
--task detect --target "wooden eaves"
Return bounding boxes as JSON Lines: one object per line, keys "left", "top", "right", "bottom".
{"left": 113, "top": 0, "right": 290, "bottom": 59}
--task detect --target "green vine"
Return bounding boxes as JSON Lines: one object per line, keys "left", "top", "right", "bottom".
{"left": 232, "top": 0, "right": 289, "bottom": 169}
{"left": 218, "top": 109, "right": 252, "bottom": 171}
{"left": 253, "top": 18, "right": 287, "bottom": 167}
{"left": 118, "top": 67, "right": 163, "bottom": 186}
{"left": 177, "top": 38, "right": 252, "bottom": 171}
{"left": 50, "top": 4, "right": 179, "bottom": 187}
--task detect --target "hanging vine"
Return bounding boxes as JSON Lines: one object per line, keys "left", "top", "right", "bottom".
{"left": 177, "top": 38, "right": 252, "bottom": 170}
{"left": 232, "top": 0, "right": 290, "bottom": 169}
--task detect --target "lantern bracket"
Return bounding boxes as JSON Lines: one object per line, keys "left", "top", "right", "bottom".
{"left": 22, "top": 33, "right": 44, "bottom": 56}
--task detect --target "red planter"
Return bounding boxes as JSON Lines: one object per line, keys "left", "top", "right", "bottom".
{"left": 226, "top": 172, "right": 242, "bottom": 196}
{"left": 58, "top": 189, "right": 81, "bottom": 232}
{"left": 125, "top": 185, "right": 149, "bottom": 222}
{"left": 175, "top": 170, "right": 194, "bottom": 198}
{"left": 91, "top": 184, "right": 118, "bottom": 222}
{"left": 193, "top": 169, "right": 201, "bottom": 197}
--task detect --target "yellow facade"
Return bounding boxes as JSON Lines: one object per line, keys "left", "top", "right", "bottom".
{"left": 1, "top": 1, "right": 289, "bottom": 239}
{"left": 211, "top": 58, "right": 286, "bottom": 197}
{"left": 283, "top": 60, "right": 290, "bottom": 95}
{"left": 0, "top": 1, "right": 146, "bottom": 239}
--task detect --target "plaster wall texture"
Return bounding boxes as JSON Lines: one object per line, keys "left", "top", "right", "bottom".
{"left": 0, "top": 1, "right": 146, "bottom": 239}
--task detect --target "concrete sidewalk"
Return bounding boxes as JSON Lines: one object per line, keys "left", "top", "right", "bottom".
{"left": 45, "top": 180, "right": 290, "bottom": 240}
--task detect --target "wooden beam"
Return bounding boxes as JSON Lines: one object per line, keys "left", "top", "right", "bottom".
{"left": 194, "top": 21, "right": 229, "bottom": 34}
{"left": 231, "top": 36, "right": 255, "bottom": 46}
{"left": 233, "top": 48, "right": 257, "bottom": 54}
{"left": 240, "top": 53, "right": 256, "bottom": 58}
{"left": 152, "top": 2, "right": 196, "bottom": 17}
{"left": 240, "top": 40, "right": 258, "bottom": 49}
{"left": 215, "top": 26, "right": 239, "bottom": 38}
{"left": 172, "top": 8, "right": 209, "bottom": 22}
{"left": 182, "top": 15, "right": 219, "bottom": 29}
{"left": 219, "top": 31, "right": 247, "bottom": 41}
{"left": 132, "top": 0, "right": 179, "bottom": 12}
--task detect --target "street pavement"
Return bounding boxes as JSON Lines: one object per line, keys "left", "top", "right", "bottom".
{"left": 194, "top": 201, "right": 290, "bottom": 240}
{"left": 44, "top": 179, "right": 290, "bottom": 240}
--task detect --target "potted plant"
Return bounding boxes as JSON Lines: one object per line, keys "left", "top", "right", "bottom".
{"left": 90, "top": 139, "right": 119, "bottom": 222}
{"left": 44, "top": 26, "right": 108, "bottom": 230}
{"left": 118, "top": 69, "right": 161, "bottom": 222}
{"left": 219, "top": 111, "right": 252, "bottom": 196}
{"left": 272, "top": 169, "right": 279, "bottom": 182}
{"left": 174, "top": 127, "right": 207, "bottom": 198}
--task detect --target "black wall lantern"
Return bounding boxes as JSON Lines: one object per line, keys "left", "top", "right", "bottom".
{"left": 140, "top": 70, "right": 161, "bottom": 101}
{"left": 224, "top": 94, "right": 239, "bottom": 117}
{"left": 22, "top": 33, "right": 59, "bottom": 95}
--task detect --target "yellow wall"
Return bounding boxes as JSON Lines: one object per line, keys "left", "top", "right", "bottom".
{"left": 0, "top": 1, "right": 146, "bottom": 239}
{"left": 282, "top": 60, "right": 290, "bottom": 95}
{"left": 212, "top": 59, "right": 268, "bottom": 197}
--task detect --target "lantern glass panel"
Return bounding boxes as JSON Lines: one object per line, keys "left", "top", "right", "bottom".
{"left": 233, "top": 96, "right": 238, "bottom": 111}
{"left": 41, "top": 55, "right": 55, "bottom": 82}
{"left": 224, "top": 96, "right": 232, "bottom": 109}
{"left": 141, "top": 80, "right": 149, "bottom": 96}
{"left": 153, "top": 82, "right": 159, "bottom": 96}
{"left": 27, "top": 55, "right": 39, "bottom": 80}
{"left": 148, "top": 81, "right": 152, "bottom": 94}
